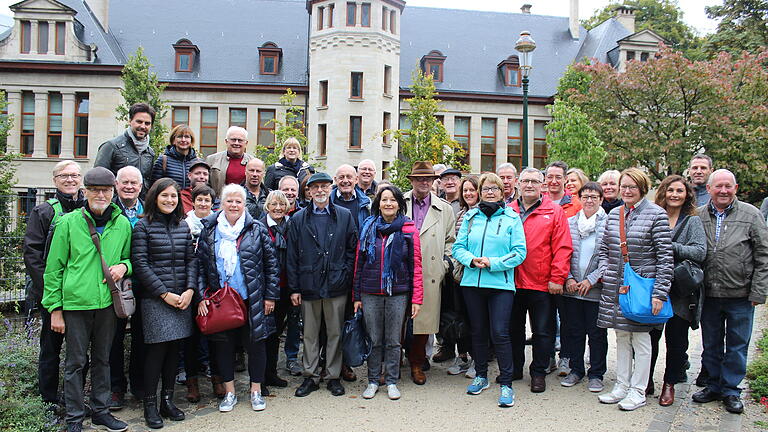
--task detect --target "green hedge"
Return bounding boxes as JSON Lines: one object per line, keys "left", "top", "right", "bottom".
{"left": 747, "top": 328, "right": 768, "bottom": 402}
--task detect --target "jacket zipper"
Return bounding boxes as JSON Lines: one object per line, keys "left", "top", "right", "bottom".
{"left": 168, "top": 223, "right": 177, "bottom": 293}
{"left": 477, "top": 216, "right": 490, "bottom": 286}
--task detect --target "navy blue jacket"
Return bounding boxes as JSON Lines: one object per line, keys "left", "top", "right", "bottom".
{"left": 151, "top": 145, "right": 199, "bottom": 189}
{"left": 330, "top": 185, "right": 371, "bottom": 230}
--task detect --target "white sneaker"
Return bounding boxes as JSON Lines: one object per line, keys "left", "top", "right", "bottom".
{"left": 598, "top": 384, "right": 628, "bottom": 404}
{"left": 362, "top": 383, "right": 378, "bottom": 399}
{"left": 447, "top": 357, "right": 471, "bottom": 375}
{"left": 219, "top": 392, "right": 237, "bottom": 412}
{"left": 557, "top": 358, "right": 571, "bottom": 377}
{"left": 250, "top": 391, "right": 266, "bottom": 411}
{"left": 387, "top": 384, "right": 401, "bottom": 400}
{"left": 618, "top": 389, "right": 647, "bottom": 411}
{"left": 464, "top": 360, "right": 476, "bottom": 379}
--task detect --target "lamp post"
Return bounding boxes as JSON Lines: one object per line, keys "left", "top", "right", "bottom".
{"left": 515, "top": 31, "right": 536, "bottom": 168}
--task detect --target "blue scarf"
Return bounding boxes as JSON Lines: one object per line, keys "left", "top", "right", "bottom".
{"left": 360, "top": 215, "right": 406, "bottom": 295}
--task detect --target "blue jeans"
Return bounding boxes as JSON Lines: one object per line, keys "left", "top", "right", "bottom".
{"left": 463, "top": 286, "right": 515, "bottom": 385}
{"left": 361, "top": 293, "right": 409, "bottom": 385}
{"left": 700, "top": 297, "right": 754, "bottom": 397}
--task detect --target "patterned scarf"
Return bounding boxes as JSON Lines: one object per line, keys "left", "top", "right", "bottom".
{"left": 360, "top": 215, "right": 406, "bottom": 295}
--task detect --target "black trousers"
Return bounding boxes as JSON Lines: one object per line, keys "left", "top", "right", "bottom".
{"left": 39, "top": 307, "right": 66, "bottom": 404}
{"left": 511, "top": 289, "right": 555, "bottom": 377}
{"left": 559, "top": 296, "right": 608, "bottom": 379}
{"left": 109, "top": 305, "right": 145, "bottom": 398}
{"left": 463, "top": 287, "right": 515, "bottom": 385}
{"left": 649, "top": 314, "right": 690, "bottom": 384}
{"left": 182, "top": 327, "right": 204, "bottom": 378}
{"left": 212, "top": 326, "right": 266, "bottom": 384}
{"left": 144, "top": 340, "right": 181, "bottom": 396}
{"left": 265, "top": 298, "right": 290, "bottom": 377}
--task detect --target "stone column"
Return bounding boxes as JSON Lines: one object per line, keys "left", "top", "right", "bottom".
{"left": 496, "top": 117, "right": 506, "bottom": 171}
{"left": 216, "top": 106, "right": 227, "bottom": 152}
{"left": 5, "top": 91, "right": 21, "bottom": 153}
{"left": 47, "top": 21, "right": 56, "bottom": 55}
{"left": 59, "top": 92, "right": 76, "bottom": 159}
{"left": 32, "top": 91, "right": 47, "bottom": 158}
{"left": 30, "top": 21, "right": 38, "bottom": 54}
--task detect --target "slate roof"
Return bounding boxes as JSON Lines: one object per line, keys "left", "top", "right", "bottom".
{"left": 575, "top": 18, "right": 632, "bottom": 65}
{"left": 108, "top": 0, "right": 309, "bottom": 86}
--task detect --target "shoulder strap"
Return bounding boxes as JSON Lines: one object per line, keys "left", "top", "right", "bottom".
{"left": 619, "top": 208, "right": 629, "bottom": 263}
{"left": 47, "top": 199, "right": 64, "bottom": 227}
{"left": 672, "top": 214, "right": 691, "bottom": 243}
{"left": 162, "top": 154, "right": 168, "bottom": 174}
{"left": 82, "top": 208, "right": 119, "bottom": 295}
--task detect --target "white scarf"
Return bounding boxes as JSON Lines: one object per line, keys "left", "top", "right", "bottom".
{"left": 577, "top": 207, "right": 605, "bottom": 238}
{"left": 216, "top": 211, "right": 246, "bottom": 278}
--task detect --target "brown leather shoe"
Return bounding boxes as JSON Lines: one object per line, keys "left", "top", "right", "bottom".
{"left": 186, "top": 377, "right": 200, "bottom": 403}
{"left": 432, "top": 348, "right": 455, "bottom": 363}
{"left": 411, "top": 366, "right": 426, "bottom": 385}
{"left": 659, "top": 382, "right": 675, "bottom": 406}
{"left": 342, "top": 365, "right": 357, "bottom": 382}
{"left": 210, "top": 375, "right": 226, "bottom": 399}
{"left": 646, "top": 379, "right": 655, "bottom": 396}
{"left": 531, "top": 375, "right": 546, "bottom": 393}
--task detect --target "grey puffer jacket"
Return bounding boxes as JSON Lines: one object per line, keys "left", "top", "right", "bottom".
{"left": 698, "top": 199, "right": 768, "bottom": 304}
{"left": 565, "top": 210, "right": 607, "bottom": 302}
{"left": 596, "top": 199, "right": 674, "bottom": 332}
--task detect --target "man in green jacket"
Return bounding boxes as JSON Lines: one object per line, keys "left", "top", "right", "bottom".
{"left": 43, "top": 167, "right": 133, "bottom": 432}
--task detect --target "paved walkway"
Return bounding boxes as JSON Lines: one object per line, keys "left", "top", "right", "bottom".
{"left": 80, "top": 307, "right": 766, "bottom": 432}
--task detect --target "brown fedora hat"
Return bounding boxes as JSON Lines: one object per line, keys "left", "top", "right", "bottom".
{"left": 407, "top": 161, "right": 438, "bottom": 178}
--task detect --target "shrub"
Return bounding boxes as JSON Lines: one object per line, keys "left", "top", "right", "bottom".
{"left": 748, "top": 329, "right": 768, "bottom": 401}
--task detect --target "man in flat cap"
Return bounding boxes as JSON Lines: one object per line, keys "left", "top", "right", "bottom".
{"left": 43, "top": 166, "right": 133, "bottom": 432}
{"left": 286, "top": 172, "right": 358, "bottom": 398}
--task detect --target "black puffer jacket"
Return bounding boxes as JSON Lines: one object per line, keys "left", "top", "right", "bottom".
{"left": 196, "top": 211, "right": 280, "bottom": 342}
{"left": 286, "top": 203, "right": 358, "bottom": 300}
{"left": 264, "top": 159, "right": 315, "bottom": 191}
{"left": 131, "top": 215, "right": 196, "bottom": 299}
{"left": 150, "top": 145, "right": 199, "bottom": 189}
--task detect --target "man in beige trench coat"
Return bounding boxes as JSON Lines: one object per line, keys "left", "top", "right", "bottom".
{"left": 404, "top": 161, "right": 456, "bottom": 385}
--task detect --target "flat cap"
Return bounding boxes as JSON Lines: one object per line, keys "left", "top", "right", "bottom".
{"left": 84, "top": 167, "right": 116, "bottom": 187}
{"left": 189, "top": 159, "right": 210, "bottom": 172}
{"left": 439, "top": 168, "right": 462, "bottom": 179}
{"left": 306, "top": 172, "right": 333, "bottom": 187}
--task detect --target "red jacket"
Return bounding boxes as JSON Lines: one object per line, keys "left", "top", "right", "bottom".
{"left": 543, "top": 191, "right": 582, "bottom": 218}
{"left": 508, "top": 196, "right": 573, "bottom": 292}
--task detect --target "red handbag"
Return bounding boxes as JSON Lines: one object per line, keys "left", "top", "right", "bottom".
{"left": 196, "top": 283, "right": 248, "bottom": 335}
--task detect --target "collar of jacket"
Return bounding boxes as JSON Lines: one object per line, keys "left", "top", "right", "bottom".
{"left": 624, "top": 197, "right": 649, "bottom": 215}
{"left": 512, "top": 195, "right": 557, "bottom": 215}
{"left": 83, "top": 202, "right": 124, "bottom": 224}
{"left": 112, "top": 196, "right": 143, "bottom": 212}
{"left": 303, "top": 200, "right": 339, "bottom": 221}
{"left": 202, "top": 209, "right": 255, "bottom": 232}
{"left": 165, "top": 144, "right": 197, "bottom": 161}
{"left": 708, "top": 198, "right": 736, "bottom": 216}
{"left": 405, "top": 191, "right": 444, "bottom": 211}
{"left": 331, "top": 185, "right": 371, "bottom": 207}
{"left": 465, "top": 205, "right": 516, "bottom": 220}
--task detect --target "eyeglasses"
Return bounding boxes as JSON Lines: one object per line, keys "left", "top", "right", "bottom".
{"left": 227, "top": 138, "right": 246, "bottom": 143}
{"left": 620, "top": 185, "right": 639, "bottom": 191}
{"left": 55, "top": 173, "right": 81, "bottom": 180}
{"left": 176, "top": 135, "right": 192, "bottom": 140}
{"left": 481, "top": 186, "right": 501, "bottom": 193}
{"left": 545, "top": 175, "right": 564, "bottom": 181}
{"left": 520, "top": 179, "right": 542, "bottom": 185}
{"left": 580, "top": 195, "right": 601, "bottom": 201}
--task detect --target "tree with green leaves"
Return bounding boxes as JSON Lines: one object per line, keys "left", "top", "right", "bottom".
{"left": 0, "top": 90, "right": 23, "bottom": 295}
{"left": 545, "top": 99, "right": 607, "bottom": 179}
{"left": 582, "top": 0, "right": 706, "bottom": 60}
{"left": 116, "top": 46, "right": 169, "bottom": 155}
{"left": 704, "top": 0, "right": 768, "bottom": 56}
{"left": 565, "top": 47, "right": 768, "bottom": 203}
{"left": 388, "top": 69, "right": 467, "bottom": 190}
{"left": 255, "top": 89, "right": 308, "bottom": 167}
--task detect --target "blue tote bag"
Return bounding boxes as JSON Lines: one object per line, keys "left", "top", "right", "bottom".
{"left": 617, "top": 210, "right": 672, "bottom": 324}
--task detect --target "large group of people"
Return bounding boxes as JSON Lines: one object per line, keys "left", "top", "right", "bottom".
{"left": 23, "top": 103, "right": 768, "bottom": 432}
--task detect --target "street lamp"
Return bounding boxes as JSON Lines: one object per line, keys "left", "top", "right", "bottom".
{"left": 515, "top": 31, "right": 536, "bottom": 168}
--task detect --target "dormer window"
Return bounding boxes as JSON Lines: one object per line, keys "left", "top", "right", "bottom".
{"left": 259, "top": 42, "right": 282, "bottom": 75}
{"left": 498, "top": 55, "right": 521, "bottom": 87}
{"left": 173, "top": 39, "right": 199, "bottom": 72}
{"left": 421, "top": 50, "right": 446, "bottom": 83}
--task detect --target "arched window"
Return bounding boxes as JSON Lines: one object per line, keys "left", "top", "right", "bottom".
{"left": 173, "top": 39, "right": 199, "bottom": 72}
{"left": 259, "top": 42, "right": 282, "bottom": 75}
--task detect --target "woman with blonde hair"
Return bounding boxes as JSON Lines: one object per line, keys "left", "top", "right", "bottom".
{"left": 264, "top": 137, "right": 315, "bottom": 190}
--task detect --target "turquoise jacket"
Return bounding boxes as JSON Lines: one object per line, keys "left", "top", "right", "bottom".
{"left": 452, "top": 206, "right": 527, "bottom": 290}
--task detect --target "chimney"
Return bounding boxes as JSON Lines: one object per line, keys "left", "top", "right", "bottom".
{"left": 569, "top": 0, "right": 579, "bottom": 39}
{"left": 615, "top": 5, "right": 636, "bottom": 33}
{"left": 521, "top": 4, "right": 532, "bottom": 14}
{"left": 86, "top": 0, "right": 110, "bottom": 32}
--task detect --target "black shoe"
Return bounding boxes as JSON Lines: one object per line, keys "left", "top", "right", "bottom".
{"left": 695, "top": 368, "right": 709, "bottom": 387}
{"left": 422, "top": 358, "right": 431, "bottom": 372}
{"left": 266, "top": 373, "right": 288, "bottom": 388}
{"left": 67, "top": 423, "right": 83, "bottom": 432}
{"left": 262, "top": 385, "right": 270, "bottom": 397}
{"left": 143, "top": 395, "right": 163, "bottom": 429}
{"left": 159, "top": 390, "right": 184, "bottom": 421}
{"left": 92, "top": 412, "right": 128, "bottom": 432}
{"left": 692, "top": 388, "right": 722, "bottom": 404}
{"left": 327, "top": 379, "right": 345, "bottom": 396}
{"left": 722, "top": 395, "right": 744, "bottom": 414}
{"left": 107, "top": 392, "right": 124, "bottom": 411}
{"left": 295, "top": 378, "right": 319, "bottom": 397}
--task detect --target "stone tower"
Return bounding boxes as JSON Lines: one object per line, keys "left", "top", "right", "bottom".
{"left": 306, "top": 0, "right": 403, "bottom": 177}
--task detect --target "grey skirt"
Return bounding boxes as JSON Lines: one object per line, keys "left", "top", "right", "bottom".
{"left": 141, "top": 297, "right": 193, "bottom": 344}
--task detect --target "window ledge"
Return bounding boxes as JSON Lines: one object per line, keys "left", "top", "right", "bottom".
{"left": 382, "top": 143, "right": 392, "bottom": 148}
{"left": 316, "top": 155, "right": 328, "bottom": 160}
{"left": 347, "top": 148, "right": 363, "bottom": 152}
{"left": 348, "top": 98, "right": 365, "bottom": 102}
{"left": 317, "top": 106, "right": 328, "bottom": 111}
{"left": 383, "top": 93, "right": 393, "bottom": 99}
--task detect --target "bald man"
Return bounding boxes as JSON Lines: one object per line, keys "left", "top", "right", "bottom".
{"left": 244, "top": 157, "right": 269, "bottom": 219}
{"left": 330, "top": 164, "right": 371, "bottom": 230}
{"left": 357, "top": 159, "right": 378, "bottom": 199}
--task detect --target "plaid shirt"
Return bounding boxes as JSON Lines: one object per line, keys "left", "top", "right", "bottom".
{"left": 709, "top": 200, "right": 735, "bottom": 242}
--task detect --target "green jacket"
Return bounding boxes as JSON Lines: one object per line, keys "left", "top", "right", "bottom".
{"left": 42, "top": 204, "right": 133, "bottom": 312}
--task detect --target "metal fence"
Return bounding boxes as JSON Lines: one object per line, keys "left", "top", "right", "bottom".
{"left": 0, "top": 188, "right": 57, "bottom": 305}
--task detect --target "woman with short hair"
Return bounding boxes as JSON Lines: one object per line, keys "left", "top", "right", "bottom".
{"left": 132, "top": 178, "right": 196, "bottom": 428}
{"left": 453, "top": 173, "right": 527, "bottom": 408}
{"left": 598, "top": 170, "right": 623, "bottom": 213}
{"left": 196, "top": 184, "right": 280, "bottom": 413}
{"left": 151, "top": 125, "right": 199, "bottom": 188}
{"left": 648, "top": 175, "right": 706, "bottom": 406}
{"left": 596, "top": 168, "right": 673, "bottom": 411}
{"left": 264, "top": 137, "right": 315, "bottom": 190}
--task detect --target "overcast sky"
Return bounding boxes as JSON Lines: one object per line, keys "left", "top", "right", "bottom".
{"left": 0, "top": 0, "right": 723, "bottom": 35}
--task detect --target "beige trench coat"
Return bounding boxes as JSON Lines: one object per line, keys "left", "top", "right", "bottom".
{"left": 405, "top": 191, "right": 456, "bottom": 334}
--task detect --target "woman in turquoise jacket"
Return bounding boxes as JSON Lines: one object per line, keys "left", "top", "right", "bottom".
{"left": 453, "top": 173, "right": 526, "bottom": 408}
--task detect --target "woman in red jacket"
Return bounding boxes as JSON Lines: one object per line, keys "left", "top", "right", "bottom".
{"left": 353, "top": 185, "right": 423, "bottom": 401}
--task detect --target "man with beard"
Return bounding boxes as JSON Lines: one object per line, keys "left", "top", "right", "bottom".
{"left": 43, "top": 167, "right": 133, "bottom": 432}
{"left": 94, "top": 103, "right": 155, "bottom": 194}
{"left": 23, "top": 160, "right": 86, "bottom": 409}
{"left": 287, "top": 173, "right": 357, "bottom": 397}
